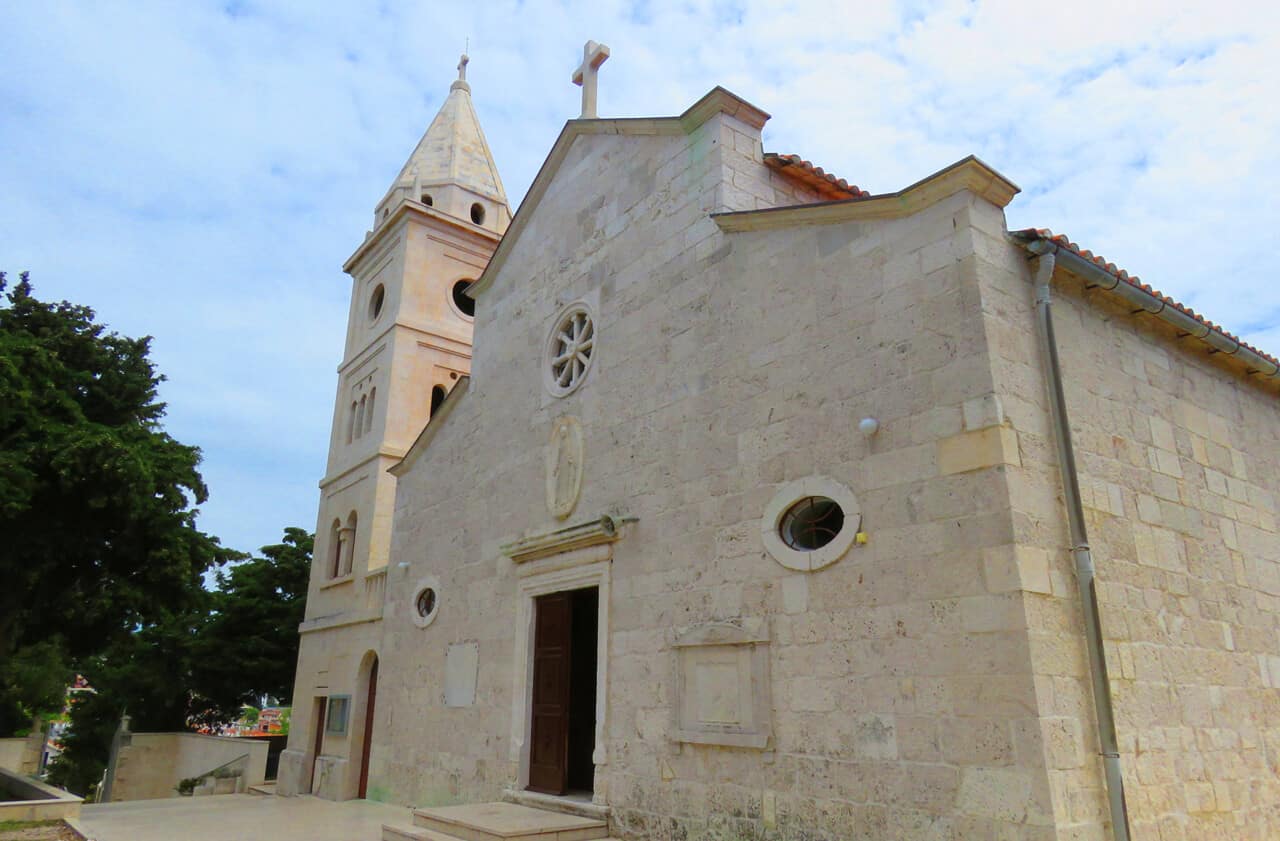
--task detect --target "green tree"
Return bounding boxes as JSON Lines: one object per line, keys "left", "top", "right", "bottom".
{"left": 190, "top": 528, "right": 312, "bottom": 721}
{"left": 0, "top": 272, "right": 233, "bottom": 734}
{"left": 47, "top": 529, "right": 311, "bottom": 795}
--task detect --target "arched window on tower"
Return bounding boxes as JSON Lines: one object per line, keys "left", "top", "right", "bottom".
{"left": 329, "top": 519, "right": 343, "bottom": 579}
{"left": 341, "top": 511, "right": 358, "bottom": 576}
{"left": 430, "top": 385, "right": 447, "bottom": 418}
{"left": 365, "top": 388, "right": 376, "bottom": 435}
{"left": 356, "top": 395, "right": 367, "bottom": 439}
{"left": 347, "top": 401, "right": 358, "bottom": 443}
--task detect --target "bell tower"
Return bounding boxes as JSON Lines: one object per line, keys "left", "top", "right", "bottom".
{"left": 282, "top": 55, "right": 509, "bottom": 800}
{"left": 316, "top": 52, "right": 510, "bottom": 589}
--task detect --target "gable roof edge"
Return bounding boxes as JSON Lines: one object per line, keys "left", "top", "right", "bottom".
{"left": 388, "top": 376, "right": 470, "bottom": 478}
{"left": 468, "top": 87, "right": 771, "bottom": 301}
{"left": 712, "top": 155, "right": 1019, "bottom": 233}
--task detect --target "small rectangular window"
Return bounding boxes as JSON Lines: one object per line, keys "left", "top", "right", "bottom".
{"left": 325, "top": 696, "right": 350, "bottom": 736}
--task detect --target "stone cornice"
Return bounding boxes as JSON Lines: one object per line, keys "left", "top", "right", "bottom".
{"left": 711, "top": 156, "right": 1020, "bottom": 233}
{"left": 344, "top": 199, "right": 502, "bottom": 275}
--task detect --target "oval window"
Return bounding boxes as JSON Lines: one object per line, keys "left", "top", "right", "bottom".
{"left": 415, "top": 588, "right": 436, "bottom": 618}
{"left": 470, "top": 202, "right": 486, "bottom": 225}
{"left": 368, "top": 284, "right": 385, "bottom": 321}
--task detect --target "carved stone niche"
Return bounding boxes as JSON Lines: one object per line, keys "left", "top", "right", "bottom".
{"left": 671, "top": 619, "right": 771, "bottom": 749}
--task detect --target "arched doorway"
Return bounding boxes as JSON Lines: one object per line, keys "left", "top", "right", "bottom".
{"left": 357, "top": 653, "right": 379, "bottom": 799}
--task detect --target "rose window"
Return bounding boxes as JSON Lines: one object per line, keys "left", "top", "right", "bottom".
{"left": 546, "top": 305, "right": 595, "bottom": 396}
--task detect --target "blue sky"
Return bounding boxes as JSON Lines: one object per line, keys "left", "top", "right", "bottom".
{"left": 2, "top": 1, "right": 1277, "bottom": 560}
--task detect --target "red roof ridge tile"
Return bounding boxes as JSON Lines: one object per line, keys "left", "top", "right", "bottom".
{"left": 1012, "top": 228, "right": 1279, "bottom": 370}
{"left": 764, "top": 152, "right": 870, "bottom": 199}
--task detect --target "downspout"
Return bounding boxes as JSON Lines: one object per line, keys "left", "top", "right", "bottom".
{"left": 1029, "top": 250, "right": 1132, "bottom": 841}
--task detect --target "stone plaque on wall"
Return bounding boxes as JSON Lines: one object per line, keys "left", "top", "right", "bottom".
{"left": 672, "top": 620, "right": 771, "bottom": 749}
{"left": 444, "top": 642, "right": 479, "bottom": 707}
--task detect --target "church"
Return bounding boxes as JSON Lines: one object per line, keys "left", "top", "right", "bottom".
{"left": 277, "top": 44, "right": 1280, "bottom": 841}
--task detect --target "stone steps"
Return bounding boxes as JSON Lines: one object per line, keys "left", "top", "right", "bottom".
{"left": 409, "top": 802, "right": 609, "bottom": 841}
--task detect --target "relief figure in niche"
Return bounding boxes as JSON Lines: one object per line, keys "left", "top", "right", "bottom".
{"left": 545, "top": 416, "right": 584, "bottom": 520}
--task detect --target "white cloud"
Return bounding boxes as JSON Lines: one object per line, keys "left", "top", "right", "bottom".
{"left": 2, "top": 0, "right": 1276, "bottom": 555}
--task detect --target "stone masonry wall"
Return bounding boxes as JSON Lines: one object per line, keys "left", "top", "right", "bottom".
{"left": 377, "top": 103, "right": 1073, "bottom": 840}
{"left": 979, "top": 227, "right": 1280, "bottom": 840}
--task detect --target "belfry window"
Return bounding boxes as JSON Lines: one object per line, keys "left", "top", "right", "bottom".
{"left": 470, "top": 202, "right": 486, "bottom": 225}
{"left": 430, "top": 385, "right": 447, "bottom": 418}
{"left": 364, "top": 388, "right": 376, "bottom": 435}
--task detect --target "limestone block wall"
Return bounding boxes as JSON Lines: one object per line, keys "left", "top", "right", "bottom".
{"left": 107, "top": 733, "right": 267, "bottom": 801}
{"left": 0, "top": 732, "right": 41, "bottom": 775}
{"left": 980, "top": 229, "right": 1280, "bottom": 839}
{"left": 378, "top": 104, "right": 1072, "bottom": 840}
{"left": 281, "top": 616, "right": 383, "bottom": 799}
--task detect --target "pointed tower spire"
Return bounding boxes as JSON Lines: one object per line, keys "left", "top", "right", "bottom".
{"left": 374, "top": 54, "right": 510, "bottom": 233}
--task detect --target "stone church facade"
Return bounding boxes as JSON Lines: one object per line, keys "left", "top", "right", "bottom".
{"left": 281, "top": 58, "right": 1280, "bottom": 841}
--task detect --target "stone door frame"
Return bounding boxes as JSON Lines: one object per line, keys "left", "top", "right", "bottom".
{"left": 509, "top": 548, "right": 611, "bottom": 793}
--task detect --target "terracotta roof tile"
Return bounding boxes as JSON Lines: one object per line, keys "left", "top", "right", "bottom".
{"left": 764, "top": 153, "right": 870, "bottom": 200}
{"left": 1013, "top": 228, "right": 1278, "bottom": 369}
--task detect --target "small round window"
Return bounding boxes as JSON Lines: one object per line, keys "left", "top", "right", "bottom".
{"left": 368, "top": 284, "right": 385, "bottom": 321}
{"left": 410, "top": 577, "right": 441, "bottom": 628}
{"left": 470, "top": 203, "right": 486, "bottom": 225}
{"left": 779, "top": 496, "right": 845, "bottom": 551}
{"left": 421, "top": 193, "right": 433, "bottom": 206}
{"left": 761, "top": 477, "right": 862, "bottom": 572}
{"left": 544, "top": 303, "right": 595, "bottom": 397}
{"left": 451, "top": 280, "right": 475, "bottom": 318}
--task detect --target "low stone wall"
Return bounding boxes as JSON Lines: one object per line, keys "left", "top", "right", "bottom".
{"left": 0, "top": 730, "right": 43, "bottom": 775}
{"left": 107, "top": 733, "right": 268, "bottom": 802}
{"left": 0, "top": 767, "right": 81, "bottom": 822}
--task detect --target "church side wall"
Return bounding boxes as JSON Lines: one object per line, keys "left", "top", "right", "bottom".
{"left": 982, "top": 232, "right": 1280, "bottom": 839}
{"left": 378, "top": 116, "right": 1065, "bottom": 840}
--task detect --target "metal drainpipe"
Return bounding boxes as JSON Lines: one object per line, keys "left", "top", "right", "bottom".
{"left": 1031, "top": 252, "right": 1132, "bottom": 841}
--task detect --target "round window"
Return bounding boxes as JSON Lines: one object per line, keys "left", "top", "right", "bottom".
{"left": 544, "top": 303, "right": 595, "bottom": 397}
{"left": 410, "top": 577, "right": 441, "bottom": 628}
{"left": 451, "top": 280, "right": 475, "bottom": 318}
{"left": 421, "top": 193, "right": 433, "bottom": 206}
{"left": 779, "top": 496, "right": 845, "bottom": 551}
{"left": 761, "top": 477, "right": 862, "bottom": 572}
{"left": 368, "top": 284, "right": 385, "bottom": 321}
{"left": 470, "top": 203, "right": 486, "bottom": 225}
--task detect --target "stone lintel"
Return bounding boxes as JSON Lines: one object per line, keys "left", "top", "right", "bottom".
{"left": 500, "top": 515, "right": 627, "bottom": 564}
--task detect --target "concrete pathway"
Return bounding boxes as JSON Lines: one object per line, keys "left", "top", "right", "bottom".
{"left": 78, "top": 794, "right": 415, "bottom": 841}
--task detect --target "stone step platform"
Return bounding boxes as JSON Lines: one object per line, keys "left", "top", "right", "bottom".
{"left": 409, "top": 801, "right": 609, "bottom": 841}
{"left": 382, "top": 824, "right": 456, "bottom": 841}
{"left": 501, "top": 789, "right": 608, "bottom": 823}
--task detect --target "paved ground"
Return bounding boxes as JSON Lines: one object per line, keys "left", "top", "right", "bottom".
{"left": 78, "top": 794, "right": 416, "bottom": 841}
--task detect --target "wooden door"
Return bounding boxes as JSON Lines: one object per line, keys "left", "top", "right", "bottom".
{"left": 358, "top": 659, "right": 378, "bottom": 798}
{"left": 308, "top": 696, "right": 326, "bottom": 793}
{"left": 527, "top": 592, "right": 572, "bottom": 794}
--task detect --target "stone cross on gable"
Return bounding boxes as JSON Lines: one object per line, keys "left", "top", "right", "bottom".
{"left": 457, "top": 53, "right": 469, "bottom": 82}
{"left": 572, "top": 40, "right": 610, "bottom": 119}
